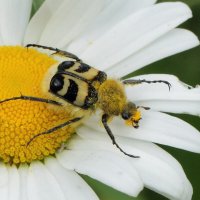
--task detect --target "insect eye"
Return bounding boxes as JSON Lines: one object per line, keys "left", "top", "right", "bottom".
{"left": 58, "top": 61, "right": 74, "bottom": 71}
{"left": 50, "top": 74, "right": 64, "bottom": 93}
{"left": 121, "top": 112, "right": 131, "bottom": 120}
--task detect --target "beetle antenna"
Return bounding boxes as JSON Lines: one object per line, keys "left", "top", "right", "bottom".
{"left": 136, "top": 106, "right": 150, "bottom": 110}
{"left": 123, "top": 79, "right": 171, "bottom": 91}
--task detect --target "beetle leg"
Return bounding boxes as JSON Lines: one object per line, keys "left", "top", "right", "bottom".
{"left": 27, "top": 117, "right": 82, "bottom": 146}
{"left": 26, "top": 44, "right": 82, "bottom": 62}
{"left": 102, "top": 114, "right": 139, "bottom": 158}
{"left": 0, "top": 95, "right": 62, "bottom": 106}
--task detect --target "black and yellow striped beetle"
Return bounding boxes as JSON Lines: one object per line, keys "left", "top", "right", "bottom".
{"left": 3, "top": 44, "right": 171, "bottom": 158}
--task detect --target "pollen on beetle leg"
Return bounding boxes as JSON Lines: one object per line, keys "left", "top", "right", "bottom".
{"left": 0, "top": 46, "right": 78, "bottom": 165}
{"left": 125, "top": 110, "right": 142, "bottom": 128}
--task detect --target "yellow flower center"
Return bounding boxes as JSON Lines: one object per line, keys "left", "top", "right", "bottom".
{"left": 0, "top": 46, "right": 77, "bottom": 165}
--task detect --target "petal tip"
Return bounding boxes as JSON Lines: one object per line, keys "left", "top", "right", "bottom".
{"left": 174, "top": 2, "right": 193, "bottom": 18}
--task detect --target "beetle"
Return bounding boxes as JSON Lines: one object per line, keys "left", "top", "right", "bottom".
{"left": 0, "top": 44, "right": 171, "bottom": 158}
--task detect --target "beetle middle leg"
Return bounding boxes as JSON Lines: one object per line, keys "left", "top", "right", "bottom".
{"left": 27, "top": 117, "right": 82, "bottom": 146}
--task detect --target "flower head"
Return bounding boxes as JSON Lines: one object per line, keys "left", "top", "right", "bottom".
{"left": 0, "top": 0, "right": 200, "bottom": 200}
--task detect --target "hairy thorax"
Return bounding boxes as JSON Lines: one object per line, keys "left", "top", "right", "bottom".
{"left": 98, "top": 79, "right": 127, "bottom": 116}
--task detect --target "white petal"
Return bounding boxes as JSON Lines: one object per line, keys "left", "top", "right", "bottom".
{"left": 39, "top": 0, "right": 108, "bottom": 48}
{"left": 68, "top": 0, "right": 157, "bottom": 55}
{"left": 119, "top": 139, "right": 193, "bottom": 200}
{"left": 0, "top": 163, "right": 8, "bottom": 200}
{"left": 66, "top": 136, "right": 192, "bottom": 200}
{"left": 106, "top": 28, "right": 199, "bottom": 77}
{"left": 0, "top": 0, "right": 32, "bottom": 45}
{"left": 0, "top": 33, "right": 4, "bottom": 45}
{"left": 125, "top": 74, "right": 200, "bottom": 115}
{"left": 81, "top": 109, "right": 200, "bottom": 153}
{"left": 45, "top": 157, "right": 99, "bottom": 200}
{"left": 57, "top": 139, "right": 143, "bottom": 197}
{"left": 24, "top": 0, "right": 65, "bottom": 44}
{"left": 27, "top": 161, "right": 65, "bottom": 200}
{"left": 18, "top": 164, "right": 29, "bottom": 200}
{"left": 80, "top": 2, "right": 192, "bottom": 69}
{"left": 7, "top": 166, "right": 20, "bottom": 200}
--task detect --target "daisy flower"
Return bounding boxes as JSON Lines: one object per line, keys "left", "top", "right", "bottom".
{"left": 0, "top": 0, "right": 200, "bottom": 200}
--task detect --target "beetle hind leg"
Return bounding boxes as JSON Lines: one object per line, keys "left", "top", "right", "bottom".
{"left": 0, "top": 95, "right": 62, "bottom": 106}
{"left": 26, "top": 44, "right": 81, "bottom": 62}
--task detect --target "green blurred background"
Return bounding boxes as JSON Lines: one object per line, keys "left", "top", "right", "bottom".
{"left": 32, "top": 0, "right": 200, "bottom": 199}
